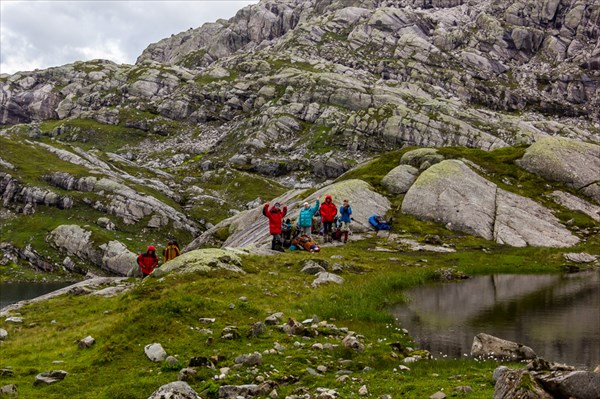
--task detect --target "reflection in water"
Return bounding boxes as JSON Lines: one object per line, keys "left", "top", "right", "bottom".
{"left": 392, "top": 272, "right": 600, "bottom": 368}
{"left": 0, "top": 282, "right": 71, "bottom": 309}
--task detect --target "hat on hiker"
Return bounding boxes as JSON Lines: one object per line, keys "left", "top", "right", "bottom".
{"left": 274, "top": 202, "right": 281, "bottom": 207}
{"left": 303, "top": 202, "right": 309, "bottom": 207}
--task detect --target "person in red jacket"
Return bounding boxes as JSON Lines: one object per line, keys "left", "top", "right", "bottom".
{"left": 319, "top": 195, "right": 338, "bottom": 243}
{"left": 137, "top": 245, "right": 158, "bottom": 278}
{"left": 262, "top": 201, "right": 287, "bottom": 251}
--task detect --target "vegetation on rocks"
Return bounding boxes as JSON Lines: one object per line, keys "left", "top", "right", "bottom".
{"left": 1, "top": 0, "right": 600, "bottom": 396}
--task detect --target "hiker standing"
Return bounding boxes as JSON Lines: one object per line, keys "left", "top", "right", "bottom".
{"left": 319, "top": 195, "right": 337, "bottom": 243}
{"left": 262, "top": 201, "right": 288, "bottom": 251}
{"left": 137, "top": 245, "right": 159, "bottom": 278}
{"left": 339, "top": 199, "right": 352, "bottom": 243}
{"left": 163, "top": 239, "right": 180, "bottom": 263}
{"left": 298, "top": 196, "right": 320, "bottom": 237}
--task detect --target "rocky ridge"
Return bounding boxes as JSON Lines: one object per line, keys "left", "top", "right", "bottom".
{"left": 1, "top": 0, "right": 599, "bottom": 277}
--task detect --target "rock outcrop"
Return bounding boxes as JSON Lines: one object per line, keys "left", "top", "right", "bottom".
{"left": 147, "top": 381, "right": 201, "bottom": 399}
{"left": 381, "top": 164, "right": 419, "bottom": 194}
{"left": 494, "top": 365, "right": 600, "bottom": 399}
{"left": 48, "top": 225, "right": 136, "bottom": 276}
{"left": 401, "top": 160, "right": 579, "bottom": 247}
{"left": 1, "top": 0, "right": 598, "bottom": 184}
{"left": 471, "top": 333, "right": 536, "bottom": 361}
{"left": 151, "top": 248, "right": 244, "bottom": 276}
{"left": 518, "top": 137, "right": 600, "bottom": 204}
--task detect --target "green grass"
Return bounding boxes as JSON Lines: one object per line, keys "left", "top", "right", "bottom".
{"left": 338, "top": 147, "right": 416, "bottom": 188}
{"left": 0, "top": 136, "right": 92, "bottom": 186}
{"left": 2, "top": 228, "right": 591, "bottom": 398}
{"left": 39, "top": 119, "right": 148, "bottom": 152}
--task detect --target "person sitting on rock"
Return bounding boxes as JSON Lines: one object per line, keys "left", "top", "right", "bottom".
{"left": 263, "top": 201, "right": 287, "bottom": 252}
{"left": 163, "top": 239, "right": 180, "bottom": 263}
{"left": 137, "top": 245, "right": 159, "bottom": 278}
{"left": 298, "top": 196, "right": 320, "bottom": 237}
{"left": 319, "top": 195, "right": 338, "bottom": 243}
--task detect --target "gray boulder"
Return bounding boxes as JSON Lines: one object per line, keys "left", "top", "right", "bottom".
{"left": 0, "top": 329, "right": 7, "bottom": 340}
{"left": 471, "top": 333, "right": 536, "bottom": 361}
{"left": 147, "top": 381, "right": 201, "bottom": 399}
{"left": 493, "top": 368, "right": 552, "bottom": 399}
{"left": 518, "top": 137, "right": 600, "bottom": 203}
{"left": 312, "top": 272, "right": 344, "bottom": 288}
{"left": 78, "top": 335, "right": 95, "bottom": 349}
{"left": 152, "top": 248, "right": 244, "bottom": 277}
{"left": 537, "top": 370, "right": 600, "bottom": 399}
{"left": 494, "top": 189, "right": 580, "bottom": 248}
{"left": 402, "top": 160, "right": 579, "bottom": 247}
{"left": 48, "top": 225, "right": 137, "bottom": 276}
{"left": 381, "top": 165, "right": 419, "bottom": 194}
{"left": 301, "top": 260, "right": 327, "bottom": 275}
{"left": 99, "top": 241, "right": 137, "bottom": 276}
{"left": 400, "top": 149, "right": 444, "bottom": 170}
{"left": 144, "top": 343, "right": 167, "bottom": 362}
{"left": 563, "top": 252, "right": 598, "bottom": 263}
{"left": 0, "top": 384, "right": 17, "bottom": 397}
{"left": 402, "top": 160, "right": 496, "bottom": 240}
{"left": 34, "top": 370, "right": 68, "bottom": 386}
{"left": 548, "top": 191, "right": 600, "bottom": 222}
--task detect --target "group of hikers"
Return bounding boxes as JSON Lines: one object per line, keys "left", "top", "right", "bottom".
{"left": 135, "top": 196, "right": 394, "bottom": 276}
{"left": 136, "top": 239, "right": 180, "bottom": 278}
{"left": 262, "top": 194, "right": 392, "bottom": 253}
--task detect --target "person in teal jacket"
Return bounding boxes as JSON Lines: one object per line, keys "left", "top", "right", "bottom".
{"left": 298, "top": 196, "right": 320, "bottom": 237}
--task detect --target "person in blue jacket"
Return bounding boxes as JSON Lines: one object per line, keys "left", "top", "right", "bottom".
{"left": 339, "top": 199, "right": 352, "bottom": 243}
{"left": 298, "top": 196, "right": 320, "bottom": 237}
{"left": 369, "top": 214, "right": 393, "bottom": 231}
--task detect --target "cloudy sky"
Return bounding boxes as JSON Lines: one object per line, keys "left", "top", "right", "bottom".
{"left": 1, "top": 0, "right": 257, "bottom": 75}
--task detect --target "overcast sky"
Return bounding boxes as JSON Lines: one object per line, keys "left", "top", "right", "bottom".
{"left": 1, "top": 1, "right": 257, "bottom": 75}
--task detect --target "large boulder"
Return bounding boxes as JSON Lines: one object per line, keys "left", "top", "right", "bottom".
{"left": 381, "top": 165, "right": 419, "bottom": 194}
{"left": 471, "top": 333, "right": 536, "bottom": 361}
{"left": 147, "top": 381, "right": 201, "bottom": 399}
{"left": 48, "top": 225, "right": 137, "bottom": 275}
{"left": 186, "top": 179, "right": 391, "bottom": 251}
{"left": 152, "top": 248, "right": 244, "bottom": 277}
{"left": 548, "top": 191, "right": 600, "bottom": 222}
{"left": 402, "top": 160, "right": 579, "bottom": 247}
{"left": 493, "top": 368, "right": 553, "bottom": 399}
{"left": 494, "top": 367, "right": 600, "bottom": 399}
{"left": 518, "top": 137, "right": 600, "bottom": 203}
{"left": 401, "top": 160, "right": 497, "bottom": 240}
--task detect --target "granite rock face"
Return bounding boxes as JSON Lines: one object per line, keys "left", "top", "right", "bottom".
{"left": 402, "top": 160, "right": 579, "bottom": 247}
{"left": 518, "top": 137, "right": 600, "bottom": 204}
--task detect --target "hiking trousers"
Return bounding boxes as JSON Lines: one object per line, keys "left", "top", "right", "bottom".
{"left": 271, "top": 234, "right": 282, "bottom": 250}
{"left": 298, "top": 226, "right": 312, "bottom": 237}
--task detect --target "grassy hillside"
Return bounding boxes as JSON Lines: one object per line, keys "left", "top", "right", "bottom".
{"left": 1, "top": 208, "right": 598, "bottom": 398}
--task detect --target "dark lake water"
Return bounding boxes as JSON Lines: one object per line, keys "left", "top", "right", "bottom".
{"left": 0, "top": 282, "right": 72, "bottom": 309}
{"left": 392, "top": 271, "right": 600, "bottom": 368}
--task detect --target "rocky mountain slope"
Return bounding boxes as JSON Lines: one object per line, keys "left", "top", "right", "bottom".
{"left": 0, "top": 0, "right": 599, "bottom": 279}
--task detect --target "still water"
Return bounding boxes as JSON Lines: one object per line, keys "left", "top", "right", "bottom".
{"left": 392, "top": 272, "right": 600, "bottom": 368}
{"left": 0, "top": 282, "right": 71, "bottom": 309}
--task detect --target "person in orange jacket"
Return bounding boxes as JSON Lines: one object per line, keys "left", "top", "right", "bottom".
{"left": 319, "top": 195, "right": 337, "bottom": 243}
{"left": 163, "top": 240, "right": 180, "bottom": 263}
{"left": 137, "top": 245, "right": 158, "bottom": 277}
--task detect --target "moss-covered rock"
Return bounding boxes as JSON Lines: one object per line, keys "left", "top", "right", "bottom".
{"left": 518, "top": 137, "right": 600, "bottom": 203}
{"left": 152, "top": 248, "right": 244, "bottom": 276}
